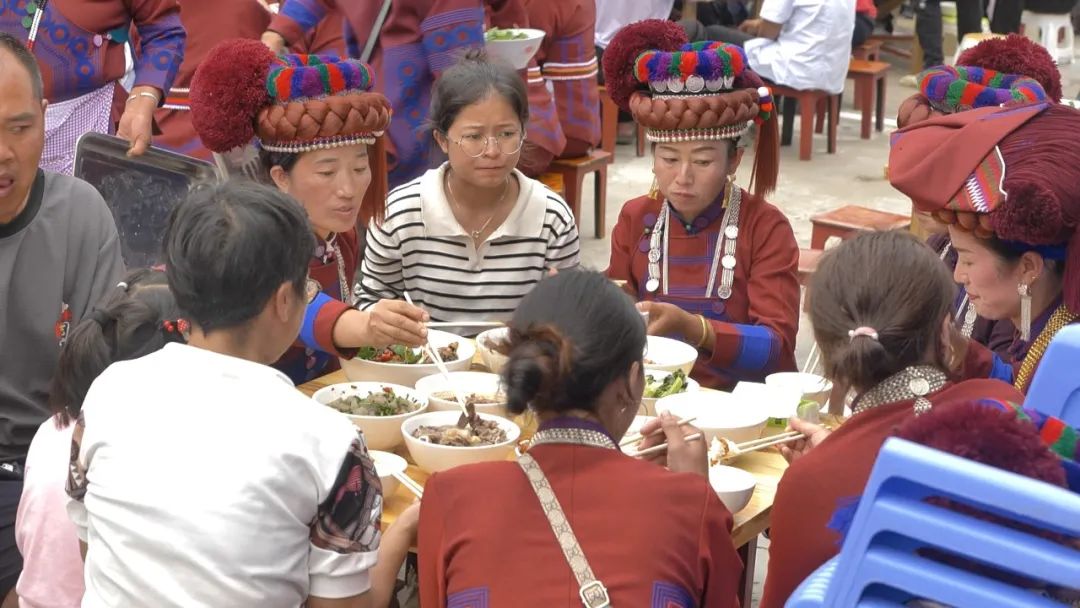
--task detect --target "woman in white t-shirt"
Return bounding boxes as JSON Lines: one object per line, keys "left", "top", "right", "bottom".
{"left": 356, "top": 52, "right": 581, "bottom": 327}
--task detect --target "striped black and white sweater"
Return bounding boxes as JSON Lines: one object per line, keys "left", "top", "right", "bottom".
{"left": 356, "top": 164, "right": 581, "bottom": 322}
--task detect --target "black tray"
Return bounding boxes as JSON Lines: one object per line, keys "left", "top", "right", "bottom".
{"left": 73, "top": 133, "right": 217, "bottom": 269}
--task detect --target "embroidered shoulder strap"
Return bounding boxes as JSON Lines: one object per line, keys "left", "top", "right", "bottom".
{"left": 517, "top": 453, "right": 612, "bottom": 608}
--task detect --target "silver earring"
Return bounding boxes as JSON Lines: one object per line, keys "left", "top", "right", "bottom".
{"left": 1018, "top": 282, "right": 1032, "bottom": 342}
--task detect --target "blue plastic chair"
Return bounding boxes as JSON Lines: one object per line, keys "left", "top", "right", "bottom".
{"left": 1025, "top": 325, "right": 1080, "bottom": 427}
{"left": 787, "top": 438, "right": 1080, "bottom": 608}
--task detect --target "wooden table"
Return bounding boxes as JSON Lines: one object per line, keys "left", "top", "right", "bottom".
{"left": 299, "top": 367, "right": 788, "bottom": 603}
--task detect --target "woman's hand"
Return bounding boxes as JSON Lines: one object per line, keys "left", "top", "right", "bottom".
{"left": 261, "top": 31, "right": 286, "bottom": 54}
{"left": 778, "top": 417, "right": 832, "bottom": 464}
{"left": 366, "top": 299, "right": 429, "bottom": 346}
{"left": 116, "top": 86, "right": 158, "bottom": 157}
{"left": 635, "top": 412, "right": 709, "bottom": 477}
{"left": 637, "top": 301, "right": 702, "bottom": 343}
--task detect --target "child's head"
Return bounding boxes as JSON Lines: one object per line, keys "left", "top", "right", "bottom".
{"left": 163, "top": 179, "right": 314, "bottom": 364}
{"left": 49, "top": 268, "right": 184, "bottom": 424}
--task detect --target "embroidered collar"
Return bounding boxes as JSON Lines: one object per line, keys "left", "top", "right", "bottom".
{"left": 851, "top": 366, "right": 948, "bottom": 416}
{"left": 531, "top": 416, "right": 619, "bottom": 450}
{"left": 668, "top": 190, "right": 727, "bottom": 236}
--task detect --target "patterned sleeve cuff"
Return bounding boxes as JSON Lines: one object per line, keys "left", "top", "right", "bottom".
{"left": 301, "top": 293, "right": 356, "bottom": 358}
{"left": 708, "top": 319, "right": 780, "bottom": 375}
{"left": 270, "top": 0, "right": 326, "bottom": 45}
{"left": 132, "top": 13, "right": 186, "bottom": 97}
{"left": 420, "top": 7, "right": 485, "bottom": 75}
{"left": 310, "top": 433, "right": 383, "bottom": 554}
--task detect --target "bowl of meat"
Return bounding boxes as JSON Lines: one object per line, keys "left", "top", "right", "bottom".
{"left": 644, "top": 335, "right": 698, "bottom": 376}
{"left": 339, "top": 329, "right": 475, "bottom": 387}
{"left": 475, "top": 327, "right": 510, "bottom": 374}
{"left": 414, "top": 371, "right": 509, "bottom": 417}
{"left": 313, "top": 382, "right": 428, "bottom": 451}
{"left": 639, "top": 369, "right": 700, "bottom": 416}
{"left": 401, "top": 410, "right": 520, "bottom": 473}
{"left": 483, "top": 27, "right": 545, "bottom": 70}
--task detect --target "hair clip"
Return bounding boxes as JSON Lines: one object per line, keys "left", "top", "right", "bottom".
{"left": 848, "top": 327, "right": 879, "bottom": 342}
{"left": 161, "top": 319, "right": 191, "bottom": 336}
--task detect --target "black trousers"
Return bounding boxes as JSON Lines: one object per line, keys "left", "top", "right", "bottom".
{"left": 0, "top": 480, "right": 23, "bottom": 598}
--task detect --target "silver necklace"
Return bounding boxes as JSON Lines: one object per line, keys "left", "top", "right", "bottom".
{"left": 445, "top": 171, "right": 510, "bottom": 240}
{"left": 325, "top": 233, "right": 351, "bottom": 306}
{"left": 645, "top": 185, "right": 742, "bottom": 298}
{"left": 852, "top": 365, "right": 948, "bottom": 417}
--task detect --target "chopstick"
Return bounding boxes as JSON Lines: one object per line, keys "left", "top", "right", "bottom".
{"left": 425, "top": 321, "right": 504, "bottom": 329}
{"left": 392, "top": 471, "right": 424, "bottom": 498}
{"left": 618, "top": 416, "right": 698, "bottom": 447}
{"left": 630, "top": 432, "right": 703, "bottom": 457}
{"left": 735, "top": 430, "right": 803, "bottom": 452}
{"left": 404, "top": 292, "right": 472, "bottom": 424}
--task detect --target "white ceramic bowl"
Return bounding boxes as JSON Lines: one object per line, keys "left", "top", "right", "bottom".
{"left": 709, "top": 465, "right": 757, "bottom": 513}
{"left": 312, "top": 382, "right": 428, "bottom": 451}
{"left": 765, "top": 372, "right": 834, "bottom": 408}
{"left": 401, "top": 411, "right": 520, "bottom": 473}
{"left": 644, "top": 335, "right": 698, "bottom": 375}
{"left": 639, "top": 370, "right": 701, "bottom": 416}
{"left": 415, "top": 371, "right": 509, "bottom": 417}
{"left": 657, "top": 391, "right": 769, "bottom": 444}
{"left": 369, "top": 450, "right": 408, "bottom": 499}
{"left": 483, "top": 28, "right": 545, "bottom": 69}
{"left": 732, "top": 381, "right": 802, "bottom": 423}
{"left": 475, "top": 327, "right": 510, "bottom": 374}
{"left": 339, "top": 330, "right": 475, "bottom": 387}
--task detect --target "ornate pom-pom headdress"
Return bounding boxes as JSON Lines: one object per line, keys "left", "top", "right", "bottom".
{"left": 889, "top": 102, "right": 1080, "bottom": 310}
{"left": 896, "top": 34, "right": 1060, "bottom": 128}
{"left": 602, "top": 20, "right": 779, "bottom": 196}
{"left": 190, "top": 39, "right": 392, "bottom": 224}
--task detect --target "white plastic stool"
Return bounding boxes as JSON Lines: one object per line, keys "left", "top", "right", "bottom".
{"left": 1021, "top": 10, "right": 1075, "bottom": 64}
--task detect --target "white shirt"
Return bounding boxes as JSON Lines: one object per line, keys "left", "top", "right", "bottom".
{"left": 596, "top": 0, "right": 676, "bottom": 48}
{"left": 745, "top": 0, "right": 856, "bottom": 94}
{"left": 358, "top": 164, "right": 581, "bottom": 322}
{"left": 68, "top": 344, "right": 377, "bottom": 607}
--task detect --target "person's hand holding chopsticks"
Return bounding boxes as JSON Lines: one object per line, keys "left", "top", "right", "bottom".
{"left": 779, "top": 417, "right": 832, "bottom": 464}
{"left": 635, "top": 412, "right": 709, "bottom": 477}
{"left": 366, "top": 299, "right": 430, "bottom": 346}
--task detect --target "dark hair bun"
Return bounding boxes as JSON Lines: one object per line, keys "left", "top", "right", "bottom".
{"left": 501, "top": 325, "right": 572, "bottom": 415}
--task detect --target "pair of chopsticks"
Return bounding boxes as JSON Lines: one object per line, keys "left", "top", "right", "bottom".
{"left": 392, "top": 471, "right": 424, "bottom": 499}
{"left": 619, "top": 416, "right": 698, "bottom": 447}
{"left": 425, "top": 321, "right": 504, "bottom": 329}
{"left": 404, "top": 292, "right": 473, "bottom": 425}
{"left": 630, "top": 429, "right": 808, "bottom": 459}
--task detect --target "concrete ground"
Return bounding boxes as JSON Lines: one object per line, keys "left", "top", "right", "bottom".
{"left": 570, "top": 36, "right": 1080, "bottom": 606}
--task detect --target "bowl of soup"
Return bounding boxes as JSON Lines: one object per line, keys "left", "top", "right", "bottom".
{"left": 401, "top": 410, "right": 520, "bottom": 473}
{"left": 644, "top": 335, "right": 698, "bottom": 376}
{"left": 415, "top": 371, "right": 509, "bottom": 417}
{"left": 339, "top": 329, "right": 475, "bottom": 387}
{"left": 312, "top": 382, "right": 428, "bottom": 451}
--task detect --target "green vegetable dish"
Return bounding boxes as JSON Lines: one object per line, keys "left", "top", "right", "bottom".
{"left": 644, "top": 369, "right": 689, "bottom": 398}
{"left": 328, "top": 387, "right": 420, "bottom": 417}
{"left": 485, "top": 27, "right": 528, "bottom": 41}
{"left": 356, "top": 343, "right": 459, "bottom": 365}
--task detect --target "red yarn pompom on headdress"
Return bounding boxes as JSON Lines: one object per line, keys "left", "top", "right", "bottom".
{"left": 957, "top": 34, "right": 1062, "bottom": 103}
{"left": 601, "top": 19, "right": 687, "bottom": 113}
{"left": 190, "top": 39, "right": 280, "bottom": 153}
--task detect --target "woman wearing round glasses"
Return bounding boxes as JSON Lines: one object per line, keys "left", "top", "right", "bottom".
{"left": 356, "top": 51, "right": 581, "bottom": 326}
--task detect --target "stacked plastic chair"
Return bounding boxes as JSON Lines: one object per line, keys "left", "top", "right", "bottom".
{"left": 1025, "top": 324, "right": 1080, "bottom": 426}
{"left": 786, "top": 438, "right": 1080, "bottom": 607}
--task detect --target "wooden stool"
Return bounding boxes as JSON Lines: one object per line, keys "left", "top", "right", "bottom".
{"left": 798, "top": 248, "right": 824, "bottom": 287}
{"left": 635, "top": 123, "right": 647, "bottom": 157}
{"left": 598, "top": 86, "right": 619, "bottom": 158}
{"left": 546, "top": 151, "right": 613, "bottom": 239}
{"left": 851, "top": 41, "right": 883, "bottom": 110}
{"left": 846, "top": 59, "right": 890, "bottom": 140}
{"left": 810, "top": 205, "right": 911, "bottom": 249}
{"left": 869, "top": 32, "right": 922, "bottom": 75}
{"left": 771, "top": 84, "right": 839, "bottom": 161}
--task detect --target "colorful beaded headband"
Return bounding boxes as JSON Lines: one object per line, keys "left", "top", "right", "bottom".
{"left": 919, "top": 65, "right": 1047, "bottom": 114}
{"left": 260, "top": 54, "right": 382, "bottom": 153}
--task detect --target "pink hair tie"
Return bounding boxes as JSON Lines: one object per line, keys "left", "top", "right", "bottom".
{"left": 848, "top": 327, "right": 880, "bottom": 341}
